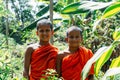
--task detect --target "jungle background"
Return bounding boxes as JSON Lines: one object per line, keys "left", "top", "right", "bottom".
{"left": 0, "top": 0, "right": 120, "bottom": 80}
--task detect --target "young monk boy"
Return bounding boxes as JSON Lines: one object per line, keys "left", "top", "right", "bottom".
{"left": 23, "top": 19, "right": 58, "bottom": 80}
{"left": 56, "top": 26, "right": 94, "bottom": 80}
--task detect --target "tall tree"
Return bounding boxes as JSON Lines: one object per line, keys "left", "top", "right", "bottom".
{"left": 50, "top": 0, "right": 53, "bottom": 44}
{"left": 5, "top": 0, "right": 9, "bottom": 46}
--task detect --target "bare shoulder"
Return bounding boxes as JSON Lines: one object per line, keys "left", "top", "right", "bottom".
{"left": 25, "top": 43, "right": 39, "bottom": 53}
{"left": 57, "top": 51, "right": 64, "bottom": 58}
{"left": 27, "top": 43, "right": 40, "bottom": 50}
{"left": 57, "top": 51, "right": 67, "bottom": 59}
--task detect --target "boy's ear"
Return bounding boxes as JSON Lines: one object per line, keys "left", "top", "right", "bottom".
{"left": 36, "top": 31, "right": 38, "bottom": 35}
{"left": 65, "top": 37, "right": 68, "bottom": 42}
{"left": 51, "top": 30, "right": 54, "bottom": 35}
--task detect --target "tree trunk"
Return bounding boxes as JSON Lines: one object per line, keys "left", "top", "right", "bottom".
{"left": 50, "top": 0, "right": 53, "bottom": 44}
{"left": 5, "top": 0, "right": 9, "bottom": 47}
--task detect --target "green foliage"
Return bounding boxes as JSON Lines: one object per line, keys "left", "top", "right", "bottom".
{"left": 41, "top": 69, "right": 60, "bottom": 80}
{"left": 93, "top": 2, "right": 120, "bottom": 32}
{"left": 102, "top": 2, "right": 120, "bottom": 19}
{"left": 102, "top": 68, "right": 120, "bottom": 80}
{"left": 113, "top": 28, "right": 120, "bottom": 40}
{"left": 81, "top": 46, "right": 108, "bottom": 80}
{"left": 0, "top": 0, "right": 120, "bottom": 80}
{"left": 36, "top": 5, "right": 49, "bottom": 17}
{"left": 110, "top": 56, "right": 120, "bottom": 68}
{"left": 61, "top": 1, "right": 113, "bottom": 14}
{"left": 61, "top": 2, "right": 89, "bottom": 14}
{"left": 21, "top": 17, "right": 46, "bottom": 31}
{"left": 81, "top": 1, "right": 120, "bottom": 80}
{"left": 0, "top": 45, "right": 25, "bottom": 80}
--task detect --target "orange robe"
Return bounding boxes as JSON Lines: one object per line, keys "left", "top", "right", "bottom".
{"left": 30, "top": 44, "right": 58, "bottom": 80}
{"left": 62, "top": 47, "right": 94, "bottom": 80}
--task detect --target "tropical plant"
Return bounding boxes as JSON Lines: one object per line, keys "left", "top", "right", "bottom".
{"left": 81, "top": 1, "right": 120, "bottom": 80}
{"left": 0, "top": 0, "right": 120, "bottom": 80}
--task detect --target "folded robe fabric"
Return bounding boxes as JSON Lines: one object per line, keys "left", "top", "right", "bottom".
{"left": 29, "top": 44, "right": 58, "bottom": 80}
{"left": 62, "top": 47, "right": 94, "bottom": 80}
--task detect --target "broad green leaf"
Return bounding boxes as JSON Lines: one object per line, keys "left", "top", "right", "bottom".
{"left": 36, "top": 5, "right": 49, "bottom": 17}
{"left": 80, "top": 1, "right": 113, "bottom": 11}
{"left": 61, "top": 1, "right": 89, "bottom": 14}
{"left": 61, "top": 1, "right": 113, "bottom": 14}
{"left": 22, "top": 17, "right": 46, "bottom": 31}
{"left": 22, "top": 16, "right": 62, "bottom": 31}
{"left": 81, "top": 46, "right": 108, "bottom": 80}
{"left": 36, "top": 1, "right": 57, "bottom": 17}
{"left": 102, "top": 2, "right": 120, "bottom": 19}
{"left": 113, "top": 28, "right": 120, "bottom": 40}
{"left": 110, "top": 56, "right": 120, "bottom": 68}
{"left": 101, "top": 68, "right": 120, "bottom": 80}
{"left": 95, "top": 45, "right": 114, "bottom": 76}
{"left": 93, "top": 2, "right": 120, "bottom": 32}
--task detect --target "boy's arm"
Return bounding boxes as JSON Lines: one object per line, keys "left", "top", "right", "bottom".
{"left": 23, "top": 47, "right": 34, "bottom": 79}
{"left": 56, "top": 53, "right": 63, "bottom": 77}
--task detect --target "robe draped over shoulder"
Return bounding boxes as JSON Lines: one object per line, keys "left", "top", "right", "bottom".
{"left": 30, "top": 44, "right": 58, "bottom": 80}
{"left": 62, "top": 47, "right": 94, "bottom": 80}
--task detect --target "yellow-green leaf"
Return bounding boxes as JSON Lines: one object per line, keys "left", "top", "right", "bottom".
{"left": 102, "top": 2, "right": 120, "bottom": 19}
{"left": 61, "top": 2, "right": 89, "bottom": 14}
{"left": 95, "top": 45, "right": 114, "bottom": 76}
{"left": 113, "top": 28, "right": 120, "bottom": 40}
{"left": 81, "top": 46, "right": 108, "bottom": 80}
{"left": 102, "top": 68, "right": 120, "bottom": 80}
{"left": 110, "top": 56, "right": 120, "bottom": 68}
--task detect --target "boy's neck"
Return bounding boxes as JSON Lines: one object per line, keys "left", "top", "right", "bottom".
{"left": 68, "top": 47, "right": 79, "bottom": 53}
{"left": 39, "top": 41, "right": 50, "bottom": 46}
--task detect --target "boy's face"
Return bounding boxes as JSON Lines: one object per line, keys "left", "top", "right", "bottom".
{"left": 66, "top": 30, "right": 82, "bottom": 48}
{"left": 36, "top": 25, "right": 53, "bottom": 42}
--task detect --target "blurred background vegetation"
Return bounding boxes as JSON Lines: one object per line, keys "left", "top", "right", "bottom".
{"left": 0, "top": 0, "right": 120, "bottom": 80}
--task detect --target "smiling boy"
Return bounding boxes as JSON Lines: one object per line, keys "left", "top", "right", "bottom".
{"left": 56, "top": 26, "right": 94, "bottom": 80}
{"left": 23, "top": 19, "right": 58, "bottom": 80}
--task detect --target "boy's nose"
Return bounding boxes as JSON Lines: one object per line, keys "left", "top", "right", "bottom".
{"left": 43, "top": 31, "right": 47, "bottom": 34}
{"left": 72, "top": 37, "right": 76, "bottom": 40}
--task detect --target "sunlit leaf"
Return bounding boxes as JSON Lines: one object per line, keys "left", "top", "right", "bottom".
{"left": 81, "top": 46, "right": 108, "bottom": 80}
{"left": 80, "top": 1, "right": 113, "bottom": 11}
{"left": 101, "top": 68, "right": 120, "bottom": 80}
{"left": 93, "top": 2, "right": 120, "bottom": 32}
{"left": 61, "top": 1, "right": 113, "bottom": 14}
{"left": 95, "top": 45, "right": 114, "bottom": 76}
{"left": 102, "top": 2, "right": 120, "bottom": 19}
{"left": 110, "top": 56, "right": 120, "bottom": 68}
{"left": 113, "top": 28, "right": 120, "bottom": 40}
{"left": 92, "top": 19, "right": 102, "bottom": 32}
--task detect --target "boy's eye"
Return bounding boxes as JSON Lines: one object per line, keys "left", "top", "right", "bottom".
{"left": 39, "top": 30, "right": 44, "bottom": 33}
{"left": 39, "top": 29, "right": 50, "bottom": 33}
{"left": 76, "top": 36, "right": 79, "bottom": 38}
{"left": 69, "top": 36, "right": 74, "bottom": 39}
{"left": 46, "top": 29, "right": 50, "bottom": 32}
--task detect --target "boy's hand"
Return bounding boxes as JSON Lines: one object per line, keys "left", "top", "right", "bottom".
{"left": 23, "top": 71, "right": 29, "bottom": 79}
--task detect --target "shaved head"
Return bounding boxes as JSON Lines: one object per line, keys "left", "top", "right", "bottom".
{"left": 36, "top": 19, "right": 53, "bottom": 30}
{"left": 66, "top": 26, "right": 82, "bottom": 38}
